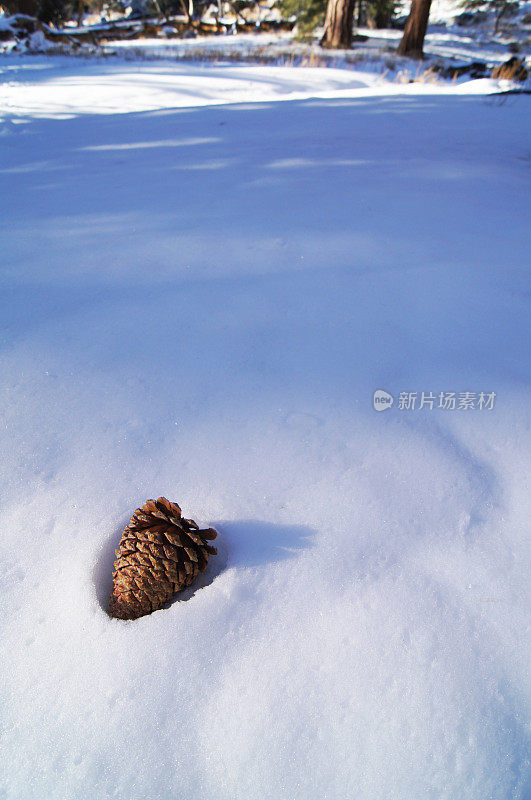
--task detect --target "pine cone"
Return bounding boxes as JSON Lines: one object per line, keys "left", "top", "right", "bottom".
{"left": 109, "top": 498, "right": 217, "bottom": 620}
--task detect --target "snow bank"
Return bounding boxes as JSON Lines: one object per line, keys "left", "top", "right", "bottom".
{"left": 0, "top": 56, "right": 508, "bottom": 121}
{"left": 0, "top": 57, "right": 529, "bottom": 800}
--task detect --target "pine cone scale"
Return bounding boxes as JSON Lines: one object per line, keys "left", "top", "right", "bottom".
{"left": 163, "top": 530, "right": 187, "bottom": 548}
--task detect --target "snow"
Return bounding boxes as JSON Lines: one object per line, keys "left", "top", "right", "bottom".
{"left": 0, "top": 54, "right": 530, "bottom": 800}
{"left": 0, "top": 56, "right": 514, "bottom": 120}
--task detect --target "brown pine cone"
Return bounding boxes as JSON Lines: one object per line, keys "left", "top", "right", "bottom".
{"left": 109, "top": 497, "right": 217, "bottom": 620}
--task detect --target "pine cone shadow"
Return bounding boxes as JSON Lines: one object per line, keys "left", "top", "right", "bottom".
{"left": 214, "top": 520, "right": 315, "bottom": 570}
{"left": 167, "top": 520, "right": 315, "bottom": 607}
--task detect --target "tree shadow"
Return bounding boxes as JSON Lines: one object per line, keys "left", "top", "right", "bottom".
{"left": 94, "top": 519, "right": 315, "bottom": 615}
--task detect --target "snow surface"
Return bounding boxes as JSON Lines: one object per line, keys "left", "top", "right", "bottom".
{"left": 0, "top": 56, "right": 514, "bottom": 120}
{"left": 0, "top": 55, "right": 530, "bottom": 800}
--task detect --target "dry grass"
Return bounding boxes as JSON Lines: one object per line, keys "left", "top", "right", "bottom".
{"left": 491, "top": 57, "right": 528, "bottom": 81}
{"left": 393, "top": 64, "right": 441, "bottom": 85}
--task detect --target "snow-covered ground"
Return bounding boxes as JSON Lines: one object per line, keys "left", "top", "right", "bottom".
{"left": 0, "top": 56, "right": 530, "bottom": 800}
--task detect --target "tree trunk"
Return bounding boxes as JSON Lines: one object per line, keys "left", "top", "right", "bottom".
{"left": 8, "top": 0, "right": 37, "bottom": 14}
{"left": 321, "top": 0, "right": 355, "bottom": 49}
{"left": 356, "top": 0, "right": 365, "bottom": 27}
{"left": 494, "top": 2, "right": 507, "bottom": 34}
{"left": 179, "top": 0, "right": 191, "bottom": 22}
{"left": 397, "top": 0, "right": 432, "bottom": 58}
